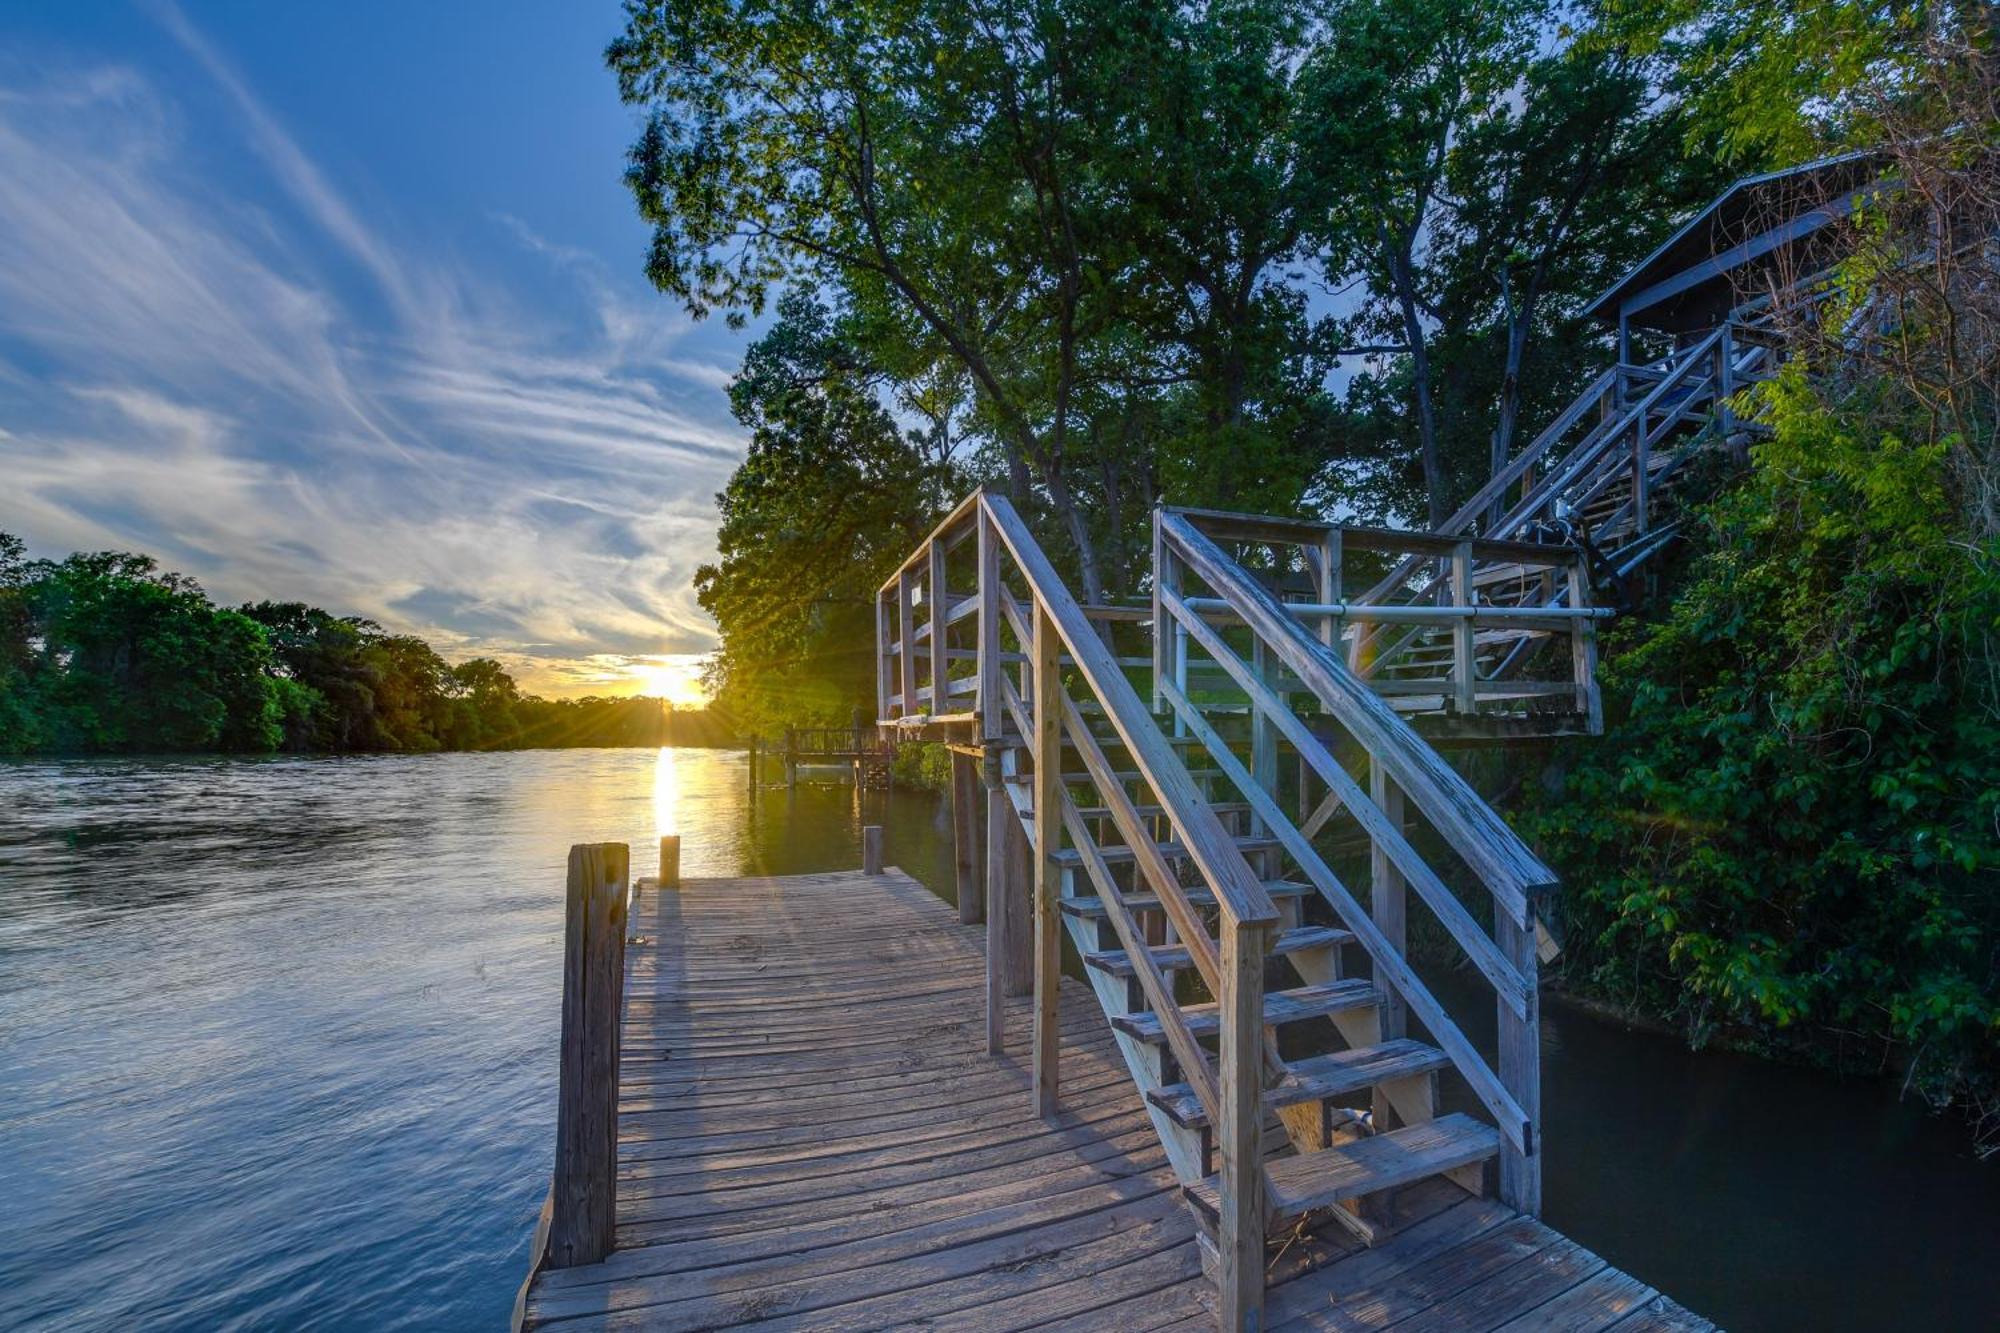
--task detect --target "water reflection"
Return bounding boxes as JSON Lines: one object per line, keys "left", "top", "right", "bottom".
{"left": 652, "top": 746, "right": 678, "bottom": 838}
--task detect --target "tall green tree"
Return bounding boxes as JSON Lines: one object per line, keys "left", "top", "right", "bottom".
{"left": 609, "top": 0, "right": 1345, "bottom": 598}
{"left": 694, "top": 291, "right": 957, "bottom": 731}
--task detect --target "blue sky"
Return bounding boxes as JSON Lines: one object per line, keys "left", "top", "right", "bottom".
{"left": 0, "top": 1, "right": 757, "bottom": 701}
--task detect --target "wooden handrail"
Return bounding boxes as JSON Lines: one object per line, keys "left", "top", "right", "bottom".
{"left": 1162, "top": 513, "right": 1557, "bottom": 925}
{"left": 982, "top": 494, "right": 1277, "bottom": 929}
{"left": 1156, "top": 675, "right": 1533, "bottom": 1151}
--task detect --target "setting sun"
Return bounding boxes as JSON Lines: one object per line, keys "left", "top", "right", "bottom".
{"left": 625, "top": 657, "right": 710, "bottom": 707}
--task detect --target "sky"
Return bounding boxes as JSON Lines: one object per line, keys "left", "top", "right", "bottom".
{"left": 0, "top": 1, "right": 758, "bottom": 704}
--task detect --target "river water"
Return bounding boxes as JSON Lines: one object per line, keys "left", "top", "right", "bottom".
{"left": 0, "top": 748, "right": 1990, "bottom": 1331}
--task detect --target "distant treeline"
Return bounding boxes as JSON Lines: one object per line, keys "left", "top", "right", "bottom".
{"left": 0, "top": 534, "right": 734, "bottom": 755}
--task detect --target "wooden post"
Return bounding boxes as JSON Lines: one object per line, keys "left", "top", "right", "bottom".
{"left": 1001, "top": 795, "right": 1033, "bottom": 998}
{"left": 929, "top": 538, "right": 949, "bottom": 714}
{"left": 978, "top": 505, "right": 1003, "bottom": 742}
{"left": 1031, "top": 604, "right": 1063, "bottom": 1114}
{"left": 658, "top": 835, "right": 680, "bottom": 889}
{"left": 547, "top": 842, "right": 630, "bottom": 1269}
{"left": 861, "top": 824, "right": 884, "bottom": 875}
{"left": 1451, "top": 540, "right": 1477, "bottom": 717}
{"left": 1150, "top": 508, "right": 1167, "bottom": 713}
{"left": 1497, "top": 902, "right": 1542, "bottom": 1216}
{"left": 1370, "top": 761, "right": 1407, "bottom": 1127}
{"left": 982, "top": 751, "right": 1008, "bottom": 1055}
{"left": 1568, "top": 560, "right": 1602, "bottom": 733}
{"left": 875, "top": 591, "right": 891, "bottom": 721}
{"left": 951, "top": 749, "right": 984, "bottom": 924}
{"left": 897, "top": 570, "right": 919, "bottom": 715}
{"left": 746, "top": 736, "right": 758, "bottom": 799}
{"left": 1217, "top": 918, "right": 1269, "bottom": 1331}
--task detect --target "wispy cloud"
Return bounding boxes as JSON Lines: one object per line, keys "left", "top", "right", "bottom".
{"left": 0, "top": 11, "right": 747, "bottom": 696}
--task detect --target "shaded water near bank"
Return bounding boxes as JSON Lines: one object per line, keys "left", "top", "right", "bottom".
{"left": 0, "top": 748, "right": 1991, "bottom": 1330}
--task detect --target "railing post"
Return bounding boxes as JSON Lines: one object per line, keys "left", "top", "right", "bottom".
{"left": 1450, "top": 541, "right": 1477, "bottom": 717}
{"left": 1369, "top": 761, "right": 1407, "bottom": 1044}
{"left": 1567, "top": 559, "right": 1602, "bottom": 733}
{"left": 1150, "top": 507, "right": 1167, "bottom": 713}
{"left": 978, "top": 507, "right": 1002, "bottom": 743}
{"left": 981, "top": 747, "right": 1008, "bottom": 1055}
{"left": 929, "top": 538, "right": 949, "bottom": 713}
{"left": 1217, "top": 917, "right": 1269, "bottom": 1330}
{"left": 951, "top": 748, "right": 984, "bottom": 924}
{"left": 1496, "top": 901, "right": 1543, "bottom": 1217}
{"left": 548, "top": 841, "right": 630, "bottom": 1269}
{"left": 875, "top": 591, "right": 891, "bottom": 721}
{"left": 897, "top": 569, "right": 918, "bottom": 715}
{"left": 1317, "top": 527, "right": 1341, "bottom": 717}
{"left": 1031, "top": 604, "right": 1063, "bottom": 1115}
{"left": 1631, "top": 411, "right": 1650, "bottom": 535}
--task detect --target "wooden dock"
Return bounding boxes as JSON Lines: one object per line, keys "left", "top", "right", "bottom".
{"left": 516, "top": 866, "right": 1713, "bottom": 1332}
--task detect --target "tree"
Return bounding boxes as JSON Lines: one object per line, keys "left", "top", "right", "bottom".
{"left": 608, "top": 0, "right": 1344, "bottom": 598}
{"left": 694, "top": 290, "right": 956, "bottom": 731}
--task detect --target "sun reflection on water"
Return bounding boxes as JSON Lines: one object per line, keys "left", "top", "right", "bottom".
{"left": 653, "top": 746, "right": 678, "bottom": 838}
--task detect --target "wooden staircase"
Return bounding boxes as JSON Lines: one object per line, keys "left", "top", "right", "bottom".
{"left": 863, "top": 317, "right": 1798, "bottom": 1332}
{"left": 875, "top": 490, "right": 1554, "bottom": 1329}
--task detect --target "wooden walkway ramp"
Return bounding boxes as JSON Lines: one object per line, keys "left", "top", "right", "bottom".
{"left": 518, "top": 868, "right": 1712, "bottom": 1332}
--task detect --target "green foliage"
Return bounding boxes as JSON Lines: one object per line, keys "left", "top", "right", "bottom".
{"left": 1524, "top": 365, "right": 2000, "bottom": 1109}
{"left": 889, "top": 740, "right": 955, "bottom": 792}
{"left": 694, "top": 290, "right": 958, "bottom": 735}
{"left": 0, "top": 538, "right": 736, "bottom": 756}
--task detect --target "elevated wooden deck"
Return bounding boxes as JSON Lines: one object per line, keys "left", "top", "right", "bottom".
{"left": 517, "top": 868, "right": 1713, "bottom": 1332}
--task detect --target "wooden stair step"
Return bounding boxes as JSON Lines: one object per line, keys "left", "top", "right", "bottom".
{"left": 1110, "top": 979, "right": 1381, "bottom": 1044}
{"left": 1005, "top": 767, "right": 1226, "bottom": 787}
{"left": 1071, "top": 800, "right": 1251, "bottom": 820}
{"left": 1051, "top": 834, "right": 1280, "bottom": 869}
{"left": 1058, "top": 879, "right": 1311, "bottom": 919}
{"left": 1183, "top": 1112, "right": 1499, "bottom": 1224}
{"left": 1146, "top": 1038, "right": 1452, "bottom": 1129}
{"left": 1084, "top": 925, "right": 1350, "bottom": 979}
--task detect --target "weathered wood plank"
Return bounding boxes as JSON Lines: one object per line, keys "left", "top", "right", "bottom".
{"left": 521, "top": 866, "right": 1711, "bottom": 1333}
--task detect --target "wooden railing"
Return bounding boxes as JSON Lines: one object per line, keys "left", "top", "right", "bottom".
{"left": 1156, "top": 510, "right": 1550, "bottom": 1213}
{"left": 1162, "top": 507, "right": 1607, "bottom": 732}
{"left": 1345, "top": 323, "right": 1780, "bottom": 680}
{"left": 875, "top": 488, "right": 1280, "bottom": 1328}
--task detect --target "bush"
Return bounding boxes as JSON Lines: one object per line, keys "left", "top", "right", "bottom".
{"left": 1524, "top": 365, "right": 2000, "bottom": 1134}
{"left": 890, "top": 740, "right": 954, "bottom": 792}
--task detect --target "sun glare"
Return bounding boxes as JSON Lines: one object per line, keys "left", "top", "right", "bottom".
{"left": 626, "top": 658, "right": 708, "bottom": 708}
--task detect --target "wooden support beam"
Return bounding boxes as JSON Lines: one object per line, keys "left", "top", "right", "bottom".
{"left": 1369, "top": 762, "right": 1406, "bottom": 1126}
{"left": 1451, "top": 541, "right": 1477, "bottom": 717}
{"left": 1031, "top": 604, "right": 1064, "bottom": 1115}
{"left": 951, "top": 749, "right": 983, "bottom": 924}
{"left": 982, "top": 756, "right": 1008, "bottom": 1055}
{"left": 1497, "top": 902, "right": 1543, "bottom": 1216}
{"left": 978, "top": 511, "right": 1003, "bottom": 742}
{"left": 897, "top": 571, "right": 918, "bottom": 715}
{"left": 1216, "top": 918, "right": 1269, "bottom": 1331}
{"left": 928, "top": 539, "right": 949, "bottom": 710}
{"left": 1568, "top": 561, "right": 1603, "bottom": 733}
{"left": 548, "top": 842, "right": 629, "bottom": 1269}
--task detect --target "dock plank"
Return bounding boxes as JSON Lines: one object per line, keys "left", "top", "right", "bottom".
{"left": 518, "top": 867, "right": 1715, "bottom": 1332}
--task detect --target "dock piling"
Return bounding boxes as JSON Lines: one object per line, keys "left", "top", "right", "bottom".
{"left": 861, "top": 824, "right": 884, "bottom": 875}
{"left": 547, "top": 841, "right": 629, "bottom": 1269}
{"left": 658, "top": 835, "right": 681, "bottom": 889}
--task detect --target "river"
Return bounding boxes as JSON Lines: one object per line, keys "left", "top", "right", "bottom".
{"left": 0, "top": 748, "right": 1990, "bottom": 1330}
